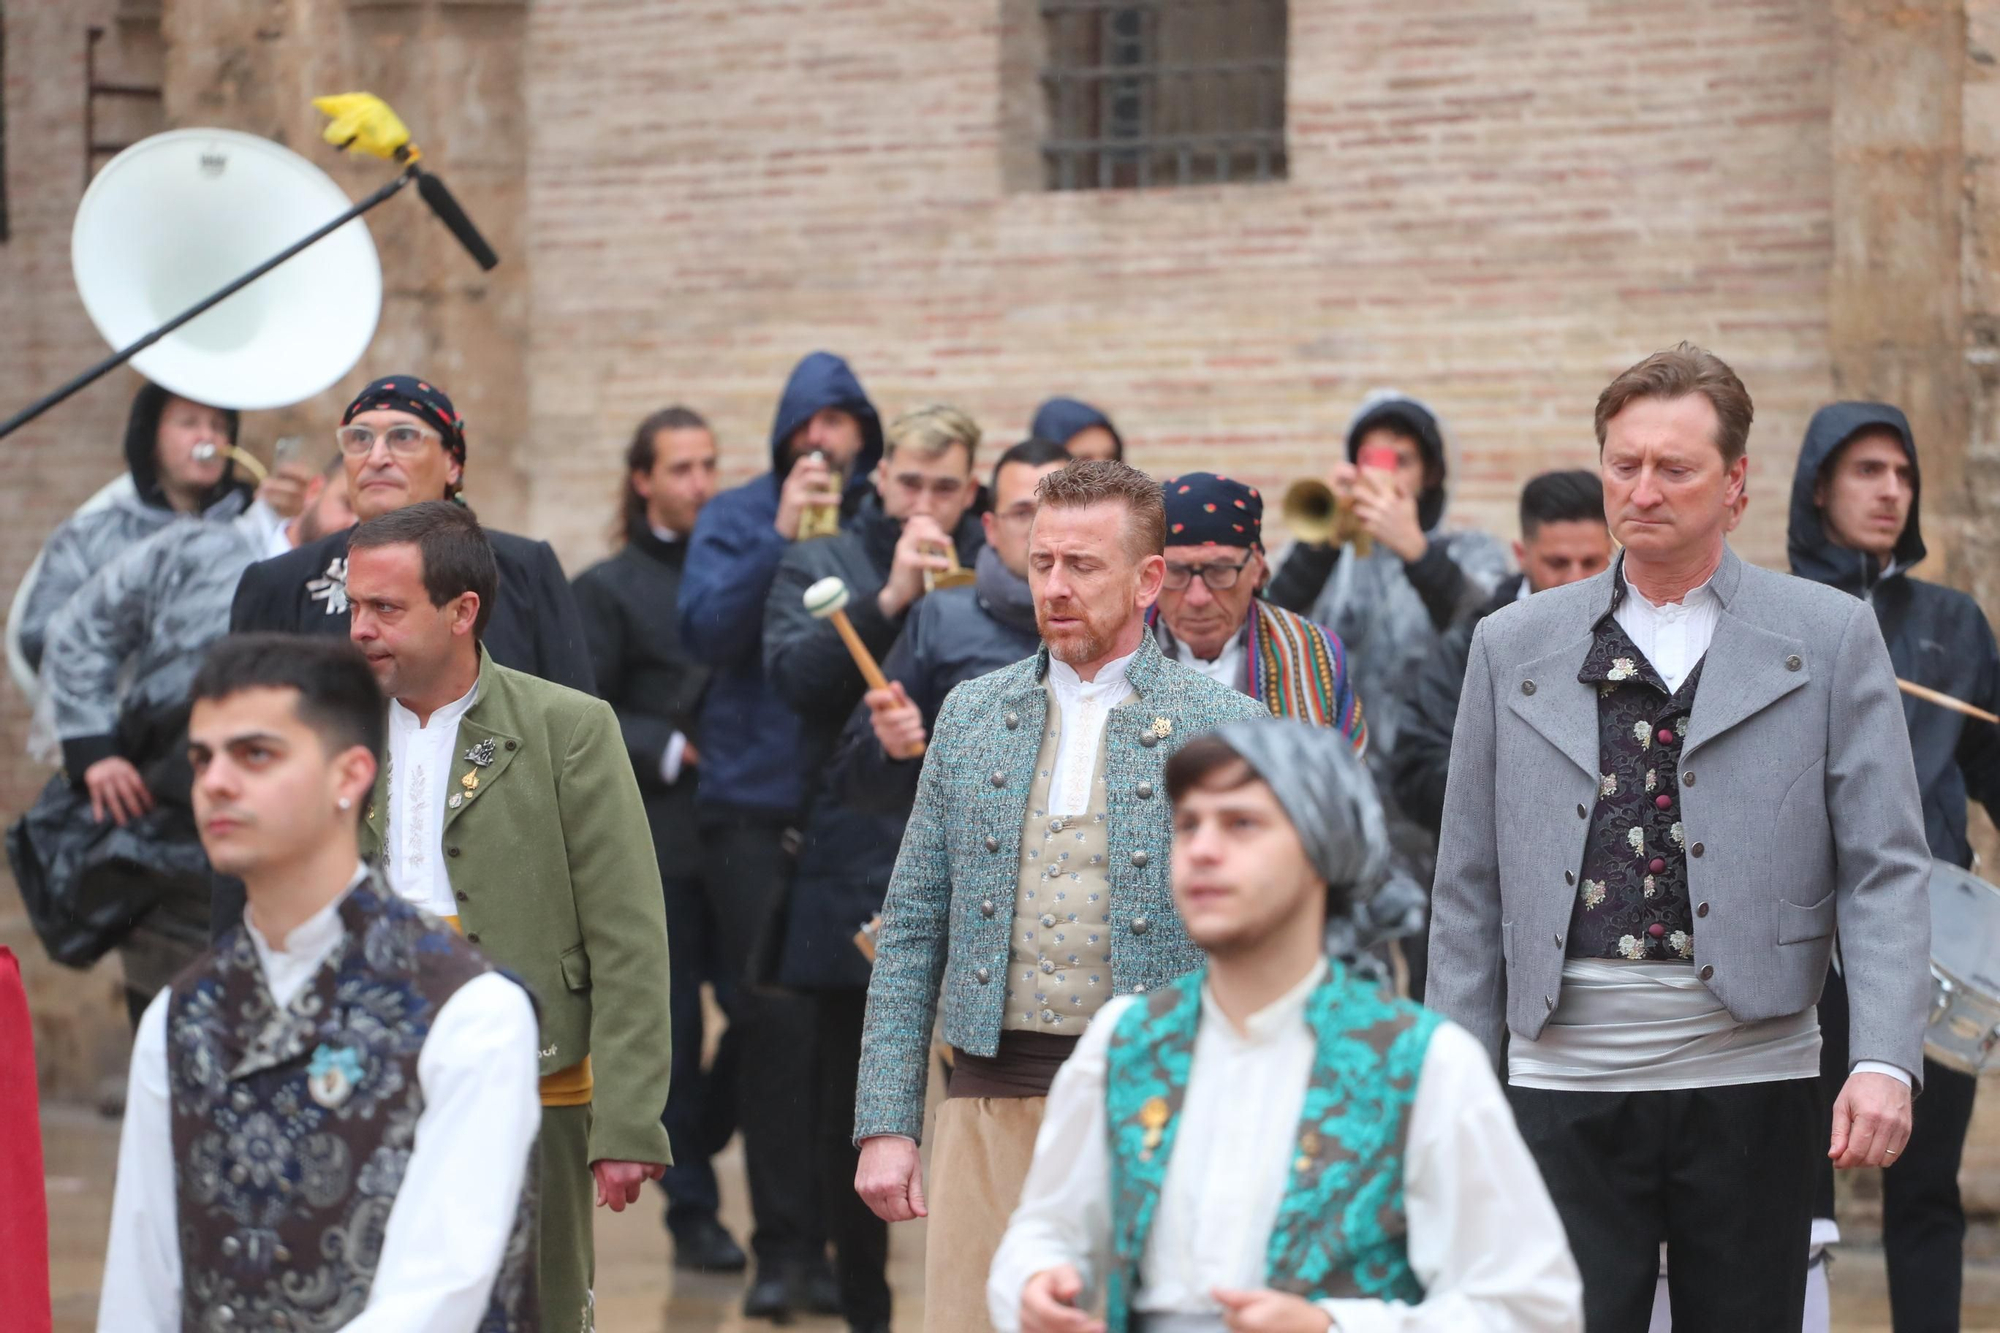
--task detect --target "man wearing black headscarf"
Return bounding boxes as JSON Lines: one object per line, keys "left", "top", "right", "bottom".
{"left": 216, "top": 376, "right": 596, "bottom": 938}
{"left": 228, "top": 375, "right": 594, "bottom": 693}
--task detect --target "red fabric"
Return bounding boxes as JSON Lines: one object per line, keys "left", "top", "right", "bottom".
{"left": 0, "top": 947, "right": 51, "bottom": 1333}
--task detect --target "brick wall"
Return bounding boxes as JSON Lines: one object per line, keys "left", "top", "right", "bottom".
{"left": 523, "top": 0, "right": 1836, "bottom": 576}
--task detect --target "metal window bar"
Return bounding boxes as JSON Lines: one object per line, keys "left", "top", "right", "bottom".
{"left": 84, "top": 25, "right": 163, "bottom": 189}
{"left": 1039, "top": 0, "right": 1286, "bottom": 191}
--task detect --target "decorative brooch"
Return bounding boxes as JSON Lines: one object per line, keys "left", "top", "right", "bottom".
{"left": 306, "top": 1044, "right": 364, "bottom": 1109}
{"left": 464, "top": 739, "right": 497, "bottom": 768}
{"left": 1139, "top": 1095, "right": 1171, "bottom": 1160}
{"left": 1150, "top": 717, "right": 1173, "bottom": 739}
{"left": 306, "top": 557, "right": 349, "bottom": 616}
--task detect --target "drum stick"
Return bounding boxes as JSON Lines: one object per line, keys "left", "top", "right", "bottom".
{"left": 804, "top": 576, "right": 925, "bottom": 757}
{"left": 1899, "top": 678, "right": 2000, "bottom": 725}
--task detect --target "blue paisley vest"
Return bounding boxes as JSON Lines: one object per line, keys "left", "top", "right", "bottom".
{"left": 1103, "top": 963, "right": 1438, "bottom": 1332}
{"left": 165, "top": 877, "right": 538, "bottom": 1332}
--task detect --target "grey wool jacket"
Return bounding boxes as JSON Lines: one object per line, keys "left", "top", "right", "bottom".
{"left": 854, "top": 632, "right": 1265, "bottom": 1142}
{"left": 1426, "top": 546, "right": 1933, "bottom": 1083}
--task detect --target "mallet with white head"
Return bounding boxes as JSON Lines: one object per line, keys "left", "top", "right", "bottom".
{"left": 804, "top": 575, "right": 924, "bottom": 757}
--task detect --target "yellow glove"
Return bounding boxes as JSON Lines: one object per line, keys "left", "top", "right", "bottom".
{"left": 311, "top": 93, "right": 418, "bottom": 162}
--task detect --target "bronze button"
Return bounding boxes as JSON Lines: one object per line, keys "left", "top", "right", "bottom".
{"left": 1522, "top": 680, "right": 1536, "bottom": 696}
{"left": 506, "top": 740, "right": 517, "bottom": 750}
{"left": 1699, "top": 964, "right": 1714, "bottom": 981}
{"left": 1682, "top": 771, "right": 1695, "bottom": 787}
{"left": 447, "top": 846, "right": 460, "bottom": 858}
{"left": 1691, "top": 843, "right": 1705, "bottom": 858}
{"left": 1786, "top": 655, "right": 1803, "bottom": 672}
{"left": 984, "top": 835, "right": 1000, "bottom": 852}
{"left": 1696, "top": 901, "right": 1710, "bottom": 918}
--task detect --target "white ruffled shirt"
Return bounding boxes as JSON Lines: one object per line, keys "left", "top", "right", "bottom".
{"left": 386, "top": 677, "right": 481, "bottom": 916}
{"left": 988, "top": 960, "right": 1584, "bottom": 1332}
{"left": 97, "top": 868, "right": 542, "bottom": 1332}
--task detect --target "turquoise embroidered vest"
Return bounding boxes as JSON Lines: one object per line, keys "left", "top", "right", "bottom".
{"left": 1103, "top": 963, "right": 1439, "bottom": 1332}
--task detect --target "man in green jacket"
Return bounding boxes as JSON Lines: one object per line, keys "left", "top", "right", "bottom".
{"left": 344, "top": 500, "right": 673, "bottom": 1330}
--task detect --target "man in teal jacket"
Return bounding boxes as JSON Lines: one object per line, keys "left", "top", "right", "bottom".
{"left": 852, "top": 460, "right": 1263, "bottom": 1333}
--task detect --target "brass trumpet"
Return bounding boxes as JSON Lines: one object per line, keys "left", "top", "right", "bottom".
{"left": 923, "top": 540, "right": 977, "bottom": 594}
{"left": 797, "top": 450, "right": 845, "bottom": 541}
{"left": 1280, "top": 478, "right": 1371, "bottom": 555}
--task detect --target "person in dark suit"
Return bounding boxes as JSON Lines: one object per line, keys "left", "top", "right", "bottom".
{"left": 215, "top": 375, "right": 595, "bottom": 938}
{"left": 571, "top": 405, "right": 745, "bottom": 1275}
{"left": 228, "top": 375, "right": 594, "bottom": 692}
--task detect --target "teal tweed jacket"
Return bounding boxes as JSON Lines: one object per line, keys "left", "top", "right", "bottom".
{"left": 853, "top": 633, "right": 1264, "bottom": 1142}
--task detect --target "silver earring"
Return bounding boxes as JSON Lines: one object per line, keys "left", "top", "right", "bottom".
{"left": 339, "top": 798, "right": 353, "bottom": 811}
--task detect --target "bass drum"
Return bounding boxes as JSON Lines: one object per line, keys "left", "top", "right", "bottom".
{"left": 1926, "top": 857, "right": 2000, "bottom": 1073}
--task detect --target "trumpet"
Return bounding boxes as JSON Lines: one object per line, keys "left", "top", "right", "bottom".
{"left": 1280, "top": 479, "right": 1371, "bottom": 555}
{"left": 796, "top": 450, "right": 845, "bottom": 541}
{"left": 923, "top": 540, "right": 977, "bottom": 594}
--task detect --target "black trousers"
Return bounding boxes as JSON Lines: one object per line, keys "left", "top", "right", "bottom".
{"left": 1507, "top": 1078, "right": 1818, "bottom": 1333}
{"left": 1816, "top": 965, "right": 1978, "bottom": 1332}
{"left": 816, "top": 989, "right": 891, "bottom": 1325}
{"left": 698, "top": 812, "right": 824, "bottom": 1269}
{"left": 658, "top": 871, "right": 725, "bottom": 1232}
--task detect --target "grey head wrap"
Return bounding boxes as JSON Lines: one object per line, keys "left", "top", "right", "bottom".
{"left": 1205, "top": 718, "right": 1427, "bottom": 972}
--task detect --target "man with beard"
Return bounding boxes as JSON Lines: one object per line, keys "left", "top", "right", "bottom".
{"left": 989, "top": 720, "right": 1581, "bottom": 1333}
{"left": 761, "top": 405, "right": 987, "bottom": 1333}
{"left": 677, "top": 350, "right": 884, "bottom": 1319}
{"left": 1790, "top": 402, "right": 2000, "bottom": 1332}
{"left": 17, "top": 455, "right": 355, "bottom": 1024}
{"left": 852, "top": 460, "right": 1262, "bottom": 1333}
{"left": 571, "top": 406, "right": 741, "bottom": 1274}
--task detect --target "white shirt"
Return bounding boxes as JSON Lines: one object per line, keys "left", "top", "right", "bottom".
{"left": 97, "top": 868, "right": 542, "bottom": 1333}
{"left": 1609, "top": 563, "right": 1910, "bottom": 1088}
{"left": 988, "top": 961, "right": 1584, "bottom": 1333}
{"left": 386, "top": 676, "right": 482, "bottom": 916}
{"left": 1169, "top": 632, "right": 1244, "bottom": 693}
{"left": 647, "top": 525, "right": 694, "bottom": 784}
{"left": 1046, "top": 649, "right": 1137, "bottom": 817}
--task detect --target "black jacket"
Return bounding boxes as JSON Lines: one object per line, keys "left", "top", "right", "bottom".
{"left": 230, "top": 523, "right": 597, "bottom": 696}
{"left": 760, "top": 495, "right": 983, "bottom": 990}
{"left": 1390, "top": 574, "right": 1524, "bottom": 836}
{"left": 572, "top": 528, "right": 709, "bottom": 868}
{"left": 828, "top": 545, "right": 1044, "bottom": 819}
{"left": 1788, "top": 402, "right": 2000, "bottom": 869}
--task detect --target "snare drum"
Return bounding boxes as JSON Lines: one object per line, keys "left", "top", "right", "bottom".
{"left": 1925, "top": 858, "right": 2000, "bottom": 1073}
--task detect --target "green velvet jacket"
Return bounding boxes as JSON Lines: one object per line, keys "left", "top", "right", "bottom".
{"left": 361, "top": 649, "right": 673, "bottom": 1166}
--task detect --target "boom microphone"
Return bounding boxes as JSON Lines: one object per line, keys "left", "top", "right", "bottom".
{"left": 415, "top": 169, "right": 499, "bottom": 271}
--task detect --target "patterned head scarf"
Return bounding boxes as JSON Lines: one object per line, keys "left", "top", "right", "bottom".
{"left": 342, "top": 376, "right": 467, "bottom": 468}
{"left": 1162, "top": 472, "right": 1263, "bottom": 549}
{"left": 1208, "top": 717, "right": 1388, "bottom": 900}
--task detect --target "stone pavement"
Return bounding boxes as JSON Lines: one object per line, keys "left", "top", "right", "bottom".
{"left": 39, "top": 1099, "right": 2000, "bottom": 1333}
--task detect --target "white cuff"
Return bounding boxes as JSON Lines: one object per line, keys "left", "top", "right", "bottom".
{"left": 660, "top": 731, "right": 688, "bottom": 785}
{"left": 1852, "top": 1059, "right": 1912, "bottom": 1088}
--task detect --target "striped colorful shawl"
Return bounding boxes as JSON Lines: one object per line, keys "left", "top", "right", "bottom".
{"left": 1247, "top": 600, "right": 1367, "bottom": 752}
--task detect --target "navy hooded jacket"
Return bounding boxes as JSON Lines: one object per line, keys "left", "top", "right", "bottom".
{"left": 677, "top": 352, "right": 884, "bottom": 815}
{"left": 1029, "top": 396, "right": 1123, "bottom": 459}
{"left": 1788, "top": 401, "right": 2000, "bottom": 868}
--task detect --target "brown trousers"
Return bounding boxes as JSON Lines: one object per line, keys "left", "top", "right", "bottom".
{"left": 923, "top": 1096, "right": 1048, "bottom": 1333}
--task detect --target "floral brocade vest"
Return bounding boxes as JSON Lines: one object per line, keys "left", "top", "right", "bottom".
{"left": 165, "top": 877, "right": 538, "bottom": 1332}
{"left": 1102, "top": 964, "right": 1439, "bottom": 1333}
{"left": 1568, "top": 614, "right": 1703, "bottom": 962}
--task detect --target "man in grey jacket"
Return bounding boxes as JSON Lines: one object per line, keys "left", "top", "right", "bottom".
{"left": 1426, "top": 344, "right": 1929, "bottom": 1331}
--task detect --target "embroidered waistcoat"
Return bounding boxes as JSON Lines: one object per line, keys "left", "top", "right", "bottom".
{"left": 1568, "top": 614, "right": 1703, "bottom": 962}
{"left": 165, "top": 877, "right": 538, "bottom": 1332}
{"left": 1102, "top": 964, "right": 1438, "bottom": 1333}
{"left": 1003, "top": 688, "right": 1120, "bottom": 1034}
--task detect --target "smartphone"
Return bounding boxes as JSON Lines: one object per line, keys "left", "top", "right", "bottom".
{"left": 1356, "top": 442, "right": 1401, "bottom": 473}
{"left": 272, "top": 435, "right": 309, "bottom": 471}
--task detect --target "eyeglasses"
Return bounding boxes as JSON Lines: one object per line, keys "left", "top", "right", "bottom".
{"left": 336, "top": 423, "right": 442, "bottom": 457}
{"left": 1162, "top": 556, "right": 1251, "bottom": 591}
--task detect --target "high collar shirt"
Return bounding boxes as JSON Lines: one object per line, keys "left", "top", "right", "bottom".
{"left": 1045, "top": 648, "right": 1137, "bottom": 817}
{"left": 97, "top": 866, "right": 542, "bottom": 1333}
{"left": 988, "top": 961, "right": 1584, "bottom": 1333}
{"left": 386, "top": 675, "right": 481, "bottom": 916}
{"left": 1609, "top": 568, "right": 1719, "bottom": 695}
{"left": 1168, "top": 629, "right": 1245, "bottom": 694}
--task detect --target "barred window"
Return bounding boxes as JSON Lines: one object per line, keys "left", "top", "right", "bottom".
{"left": 1040, "top": 0, "right": 1287, "bottom": 192}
